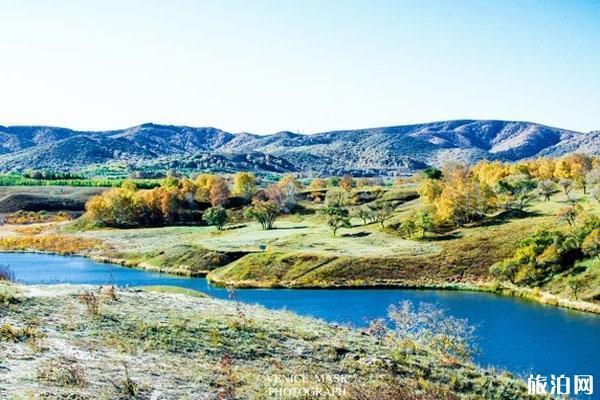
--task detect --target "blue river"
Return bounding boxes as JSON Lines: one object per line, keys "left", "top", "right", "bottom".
{"left": 2, "top": 252, "right": 599, "bottom": 393}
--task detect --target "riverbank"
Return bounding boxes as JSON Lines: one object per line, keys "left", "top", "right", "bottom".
{"left": 0, "top": 195, "right": 598, "bottom": 316}
{"left": 0, "top": 282, "right": 533, "bottom": 399}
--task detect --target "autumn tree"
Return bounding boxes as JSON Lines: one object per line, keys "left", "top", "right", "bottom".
{"left": 340, "top": 174, "right": 355, "bottom": 192}
{"left": 209, "top": 177, "right": 230, "bottom": 207}
{"left": 582, "top": 229, "right": 600, "bottom": 259}
{"left": 309, "top": 178, "right": 327, "bottom": 190}
{"left": 535, "top": 158, "right": 557, "bottom": 180}
{"left": 270, "top": 175, "right": 301, "bottom": 212}
{"left": 554, "top": 159, "right": 572, "bottom": 181}
{"left": 568, "top": 154, "right": 593, "bottom": 194}
{"left": 232, "top": 172, "right": 256, "bottom": 200}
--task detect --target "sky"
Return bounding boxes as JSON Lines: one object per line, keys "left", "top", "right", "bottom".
{"left": 0, "top": 0, "right": 599, "bottom": 134}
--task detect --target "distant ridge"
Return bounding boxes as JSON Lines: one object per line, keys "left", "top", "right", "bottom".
{"left": 0, "top": 120, "right": 598, "bottom": 176}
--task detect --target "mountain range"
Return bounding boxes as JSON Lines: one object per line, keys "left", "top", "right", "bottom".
{"left": 0, "top": 120, "right": 598, "bottom": 176}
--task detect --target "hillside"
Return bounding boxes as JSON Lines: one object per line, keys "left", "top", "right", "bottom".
{"left": 0, "top": 283, "right": 532, "bottom": 399}
{"left": 0, "top": 120, "right": 598, "bottom": 176}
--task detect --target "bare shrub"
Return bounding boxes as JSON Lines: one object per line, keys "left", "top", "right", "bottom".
{"left": 110, "top": 362, "right": 144, "bottom": 399}
{"left": 78, "top": 291, "right": 100, "bottom": 316}
{"left": 388, "top": 301, "right": 476, "bottom": 361}
{"left": 217, "top": 354, "right": 236, "bottom": 400}
{"left": 103, "top": 285, "right": 118, "bottom": 301}
{"left": 37, "top": 357, "right": 86, "bottom": 388}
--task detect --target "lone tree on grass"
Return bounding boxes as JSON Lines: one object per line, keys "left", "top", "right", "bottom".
{"left": 322, "top": 192, "right": 351, "bottom": 236}
{"left": 202, "top": 206, "right": 228, "bottom": 230}
{"left": 244, "top": 201, "right": 279, "bottom": 230}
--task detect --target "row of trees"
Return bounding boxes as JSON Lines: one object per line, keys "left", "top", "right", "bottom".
{"left": 405, "top": 155, "right": 600, "bottom": 237}
{"left": 84, "top": 172, "right": 302, "bottom": 229}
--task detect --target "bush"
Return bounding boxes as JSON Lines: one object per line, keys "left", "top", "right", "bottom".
{"left": 388, "top": 301, "right": 475, "bottom": 361}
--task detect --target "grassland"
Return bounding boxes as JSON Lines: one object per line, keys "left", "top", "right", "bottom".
{"left": 0, "top": 185, "right": 598, "bottom": 313}
{"left": 0, "top": 282, "right": 532, "bottom": 399}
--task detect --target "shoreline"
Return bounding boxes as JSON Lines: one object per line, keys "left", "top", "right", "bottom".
{"left": 2, "top": 248, "right": 599, "bottom": 315}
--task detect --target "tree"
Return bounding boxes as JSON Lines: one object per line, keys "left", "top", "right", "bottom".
{"left": 309, "top": 178, "right": 327, "bottom": 190}
{"left": 538, "top": 179, "right": 558, "bottom": 201}
{"left": 202, "top": 206, "right": 228, "bottom": 230}
{"left": 232, "top": 172, "right": 256, "bottom": 200}
{"left": 568, "top": 154, "right": 593, "bottom": 194}
{"left": 244, "top": 201, "right": 279, "bottom": 230}
{"left": 586, "top": 168, "right": 600, "bottom": 189}
{"left": 558, "top": 179, "right": 574, "bottom": 201}
{"left": 592, "top": 186, "right": 600, "bottom": 204}
{"left": 271, "top": 175, "right": 301, "bottom": 212}
{"left": 557, "top": 206, "right": 578, "bottom": 227}
{"left": 582, "top": 229, "right": 600, "bottom": 259}
{"left": 422, "top": 167, "right": 443, "bottom": 180}
{"left": 209, "top": 177, "right": 230, "bottom": 207}
{"left": 536, "top": 158, "right": 557, "bottom": 180}
{"left": 355, "top": 206, "right": 374, "bottom": 225}
{"left": 368, "top": 201, "right": 395, "bottom": 229}
{"left": 415, "top": 211, "right": 434, "bottom": 238}
{"left": 327, "top": 176, "right": 340, "bottom": 187}
{"left": 554, "top": 159, "right": 572, "bottom": 180}
{"left": 322, "top": 192, "right": 351, "bottom": 236}
{"left": 340, "top": 174, "right": 355, "bottom": 192}
{"left": 566, "top": 275, "right": 588, "bottom": 300}
{"left": 398, "top": 217, "right": 417, "bottom": 238}
{"left": 510, "top": 175, "right": 537, "bottom": 210}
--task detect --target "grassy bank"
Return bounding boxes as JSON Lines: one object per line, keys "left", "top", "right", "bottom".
{"left": 0, "top": 282, "right": 532, "bottom": 399}
{"left": 0, "top": 185, "right": 598, "bottom": 314}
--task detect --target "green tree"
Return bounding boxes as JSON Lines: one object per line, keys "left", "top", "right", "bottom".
{"left": 538, "top": 179, "right": 558, "bottom": 201}
{"left": 322, "top": 193, "right": 351, "bottom": 236}
{"left": 368, "top": 201, "right": 395, "bottom": 229}
{"left": 244, "top": 201, "right": 279, "bottom": 230}
{"left": 422, "top": 167, "right": 443, "bottom": 180}
{"left": 559, "top": 178, "right": 574, "bottom": 201}
{"left": 202, "top": 206, "right": 228, "bottom": 230}
{"left": 566, "top": 275, "right": 588, "bottom": 300}
{"left": 415, "top": 211, "right": 434, "bottom": 238}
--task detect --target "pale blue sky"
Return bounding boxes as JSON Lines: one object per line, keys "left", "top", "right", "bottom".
{"left": 1, "top": 0, "right": 599, "bottom": 133}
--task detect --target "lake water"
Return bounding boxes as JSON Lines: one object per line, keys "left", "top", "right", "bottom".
{"left": 2, "top": 252, "right": 599, "bottom": 392}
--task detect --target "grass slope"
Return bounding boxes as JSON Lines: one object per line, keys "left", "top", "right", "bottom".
{"left": 0, "top": 283, "right": 531, "bottom": 399}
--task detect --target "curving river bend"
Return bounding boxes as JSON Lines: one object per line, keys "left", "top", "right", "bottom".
{"left": 2, "top": 252, "right": 599, "bottom": 390}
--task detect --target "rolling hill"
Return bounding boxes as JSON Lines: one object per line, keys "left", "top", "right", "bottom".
{"left": 0, "top": 120, "right": 597, "bottom": 176}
